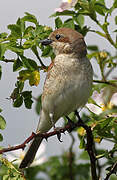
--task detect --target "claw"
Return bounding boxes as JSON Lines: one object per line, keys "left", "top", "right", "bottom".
{"left": 54, "top": 127, "right": 63, "bottom": 142}
{"left": 65, "top": 116, "right": 76, "bottom": 132}
{"left": 57, "top": 132, "right": 63, "bottom": 142}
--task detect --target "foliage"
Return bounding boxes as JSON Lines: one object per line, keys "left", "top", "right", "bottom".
{"left": 0, "top": 0, "right": 117, "bottom": 179}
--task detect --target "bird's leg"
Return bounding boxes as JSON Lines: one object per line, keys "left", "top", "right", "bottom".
{"left": 49, "top": 113, "right": 62, "bottom": 142}
{"left": 65, "top": 116, "right": 76, "bottom": 132}
{"left": 74, "top": 110, "right": 83, "bottom": 125}
{"left": 49, "top": 113, "right": 56, "bottom": 129}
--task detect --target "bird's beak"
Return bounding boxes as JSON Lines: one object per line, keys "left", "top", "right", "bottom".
{"left": 40, "top": 39, "right": 53, "bottom": 45}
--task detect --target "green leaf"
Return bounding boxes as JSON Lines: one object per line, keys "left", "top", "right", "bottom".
{"left": 0, "top": 65, "right": 2, "bottom": 79}
{"left": 7, "top": 24, "right": 22, "bottom": 38}
{"left": 13, "top": 95, "right": 23, "bottom": 107}
{"left": 74, "top": 14, "right": 84, "bottom": 27}
{"left": 24, "top": 98, "right": 33, "bottom": 109}
{"left": 13, "top": 58, "right": 23, "bottom": 72}
{"left": 0, "top": 43, "right": 8, "bottom": 59}
{"left": 0, "top": 32, "right": 8, "bottom": 39}
{"left": 0, "top": 134, "right": 3, "bottom": 141}
{"left": 22, "top": 91, "right": 32, "bottom": 99}
{"left": 8, "top": 46, "right": 23, "bottom": 54}
{"left": 115, "top": 16, "right": 117, "bottom": 25}
{"left": 63, "top": 19, "right": 75, "bottom": 29}
{"left": 35, "top": 95, "right": 42, "bottom": 115}
{"left": 16, "top": 18, "right": 25, "bottom": 33}
{"left": 21, "top": 56, "right": 38, "bottom": 70}
{"left": 50, "top": 10, "right": 75, "bottom": 17}
{"left": 113, "top": 0, "right": 117, "bottom": 8}
{"left": 0, "top": 115, "right": 6, "bottom": 130}
{"left": 55, "top": 17, "right": 63, "bottom": 28}
{"left": 87, "top": 45, "right": 99, "bottom": 51}
{"left": 79, "top": 137, "right": 85, "bottom": 149}
{"left": 94, "top": 2, "right": 108, "bottom": 16}
{"left": 41, "top": 46, "right": 52, "bottom": 57}
{"left": 22, "top": 12, "right": 38, "bottom": 25}
{"left": 3, "top": 175, "right": 9, "bottom": 180}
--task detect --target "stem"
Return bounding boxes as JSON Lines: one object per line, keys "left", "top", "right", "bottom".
{"left": 93, "top": 80, "right": 117, "bottom": 88}
{"left": 75, "top": 111, "right": 98, "bottom": 180}
{"left": 104, "top": 161, "right": 117, "bottom": 180}
{"left": 0, "top": 59, "right": 15, "bottom": 63}
{"left": 94, "top": 19, "right": 117, "bottom": 49}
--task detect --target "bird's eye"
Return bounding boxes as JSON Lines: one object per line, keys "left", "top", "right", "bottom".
{"left": 55, "top": 34, "right": 61, "bottom": 40}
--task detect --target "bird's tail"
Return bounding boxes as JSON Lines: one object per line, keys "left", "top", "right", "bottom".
{"left": 19, "top": 136, "right": 43, "bottom": 169}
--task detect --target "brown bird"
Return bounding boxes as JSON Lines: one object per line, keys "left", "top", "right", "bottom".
{"left": 19, "top": 27, "right": 93, "bottom": 168}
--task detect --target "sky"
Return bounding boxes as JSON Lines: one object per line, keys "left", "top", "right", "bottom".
{"left": 0, "top": 0, "right": 117, "bottom": 159}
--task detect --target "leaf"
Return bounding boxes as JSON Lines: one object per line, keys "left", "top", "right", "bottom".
{"left": 113, "top": 0, "right": 117, "bottom": 8}
{"left": 0, "top": 134, "right": 3, "bottom": 141}
{"left": 22, "top": 91, "right": 32, "bottom": 99}
{"left": 87, "top": 45, "right": 99, "bottom": 51}
{"left": 74, "top": 14, "right": 84, "bottom": 27}
{"left": 55, "top": 17, "right": 63, "bottom": 28}
{"left": 0, "top": 115, "right": 6, "bottom": 130}
{"left": 8, "top": 46, "right": 23, "bottom": 54}
{"left": 41, "top": 46, "right": 52, "bottom": 57}
{"left": 0, "top": 43, "right": 8, "bottom": 59}
{"left": 63, "top": 19, "right": 75, "bottom": 29}
{"left": 21, "top": 56, "right": 38, "bottom": 70}
{"left": 94, "top": 2, "right": 108, "bottom": 16}
{"left": 35, "top": 95, "right": 42, "bottom": 115}
{"left": 29, "top": 70, "right": 40, "bottom": 86}
{"left": 79, "top": 137, "right": 85, "bottom": 149}
{"left": 115, "top": 16, "right": 117, "bottom": 25}
{"left": 13, "top": 95, "right": 23, "bottom": 107}
{"left": 0, "top": 32, "right": 8, "bottom": 39}
{"left": 16, "top": 18, "right": 25, "bottom": 33}
{"left": 13, "top": 58, "right": 23, "bottom": 72}
{"left": 7, "top": 24, "right": 22, "bottom": 38}
{"left": 50, "top": 10, "right": 75, "bottom": 17}
{"left": 24, "top": 98, "right": 33, "bottom": 109}
{"left": 22, "top": 12, "right": 38, "bottom": 25}
{"left": 0, "top": 65, "right": 2, "bottom": 79}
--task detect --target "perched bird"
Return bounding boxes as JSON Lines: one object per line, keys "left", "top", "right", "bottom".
{"left": 19, "top": 27, "right": 93, "bottom": 168}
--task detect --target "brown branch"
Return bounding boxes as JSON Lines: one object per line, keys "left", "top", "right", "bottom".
{"left": 104, "top": 161, "right": 117, "bottom": 180}
{"left": 0, "top": 123, "right": 77, "bottom": 154}
{"left": 75, "top": 111, "right": 98, "bottom": 180}
{"left": 0, "top": 114, "right": 98, "bottom": 180}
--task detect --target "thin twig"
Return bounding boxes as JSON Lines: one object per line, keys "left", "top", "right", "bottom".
{"left": 0, "top": 59, "right": 15, "bottom": 63}
{"left": 104, "top": 161, "right": 117, "bottom": 180}
{"left": 93, "top": 80, "right": 117, "bottom": 88}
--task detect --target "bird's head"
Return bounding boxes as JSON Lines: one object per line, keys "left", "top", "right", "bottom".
{"left": 40, "top": 27, "right": 87, "bottom": 57}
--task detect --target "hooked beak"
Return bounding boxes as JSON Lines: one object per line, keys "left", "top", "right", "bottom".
{"left": 40, "top": 38, "right": 53, "bottom": 45}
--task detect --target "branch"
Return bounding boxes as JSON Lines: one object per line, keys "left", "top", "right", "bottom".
{"left": 0, "top": 122, "right": 78, "bottom": 154}
{"left": 0, "top": 59, "right": 15, "bottom": 63}
{"left": 93, "top": 80, "right": 117, "bottom": 88}
{"left": 0, "top": 114, "right": 98, "bottom": 180}
{"left": 104, "top": 161, "right": 117, "bottom": 180}
{"left": 75, "top": 111, "right": 98, "bottom": 180}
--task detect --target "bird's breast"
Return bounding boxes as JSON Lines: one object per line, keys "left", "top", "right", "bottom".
{"left": 42, "top": 54, "right": 93, "bottom": 120}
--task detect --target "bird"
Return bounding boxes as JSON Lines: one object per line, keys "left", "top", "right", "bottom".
{"left": 19, "top": 27, "right": 93, "bottom": 168}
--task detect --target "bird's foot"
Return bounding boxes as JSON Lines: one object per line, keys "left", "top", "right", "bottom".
{"left": 54, "top": 127, "right": 63, "bottom": 142}
{"left": 65, "top": 116, "right": 76, "bottom": 132}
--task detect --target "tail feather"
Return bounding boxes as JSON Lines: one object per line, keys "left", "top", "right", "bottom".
{"left": 19, "top": 136, "right": 43, "bottom": 169}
